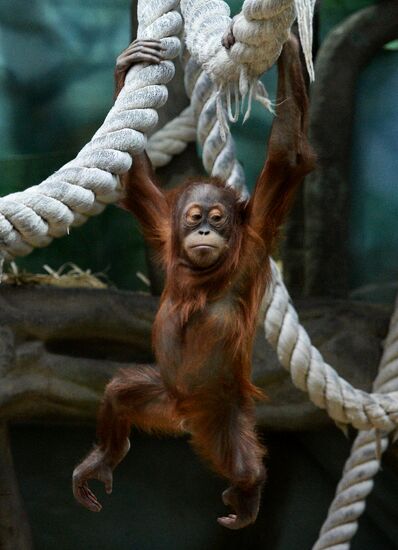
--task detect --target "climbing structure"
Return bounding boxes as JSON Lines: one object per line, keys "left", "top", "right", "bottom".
{"left": 0, "top": 1, "right": 396, "bottom": 548}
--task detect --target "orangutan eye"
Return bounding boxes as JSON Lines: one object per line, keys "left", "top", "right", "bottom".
{"left": 186, "top": 206, "right": 203, "bottom": 225}
{"left": 209, "top": 208, "right": 224, "bottom": 225}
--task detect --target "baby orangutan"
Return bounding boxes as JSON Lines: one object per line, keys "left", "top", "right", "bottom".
{"left": 73, "top": 35, "right": 315, "bottom": 529}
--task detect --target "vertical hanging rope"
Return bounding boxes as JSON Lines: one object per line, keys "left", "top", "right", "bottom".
{"left": 295, "top": 0, "right": 316, "bottom": 81}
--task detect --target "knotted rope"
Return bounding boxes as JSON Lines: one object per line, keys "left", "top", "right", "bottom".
{"left": 181, "top": 0, "right": 315, "bottom": 130}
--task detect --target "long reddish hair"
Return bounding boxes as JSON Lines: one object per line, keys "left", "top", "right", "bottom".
{"left": 159, "top": 177, "right": 266, "bottom": 325}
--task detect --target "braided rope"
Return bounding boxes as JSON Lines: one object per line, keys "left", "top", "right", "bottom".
{"left": 312, "top": 296, "right": 398, "bottom": 550}
{"left": 264, "top": 261, "right": 398, "bottom": 432}
{"left": 181, "top": 0, "right": 315, "bottom": 89}
{"left": 147, "top": 56, "right": 247, "bottom": 195}
{"left": 147, "top": 106, "right": 196, "bottom": 168}
{"left": 0, "top": 1, "right": 182, "bottom": 261}
{"left": 186, "top": 58, "right": 248, "bottom": 195}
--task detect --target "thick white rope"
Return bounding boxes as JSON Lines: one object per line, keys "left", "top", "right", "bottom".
{"left": 186, "top": 57, "right": 248, "bottom": 195}
{"left": 181, "top": 0, "right": 315, "bottom": 126}
{"left": 181, "top": 0, "right": 308, "bottom": 84}
{"left": 147, "top": 106, "right": 196, "bottom": 168}
{"left": 0, "top": 0, "right": 182, "bottom": 261}
{"left": 263, "top": 261, "right": 398, "bottom": 432}
{"left": 149, "top": 0, "right": 316, "bottom": 175}
{"left": 147, "top": 57, "right": 247, "bottom": 196}
{"left": 312, "top": 295, "right": 398, "bottom": 550}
